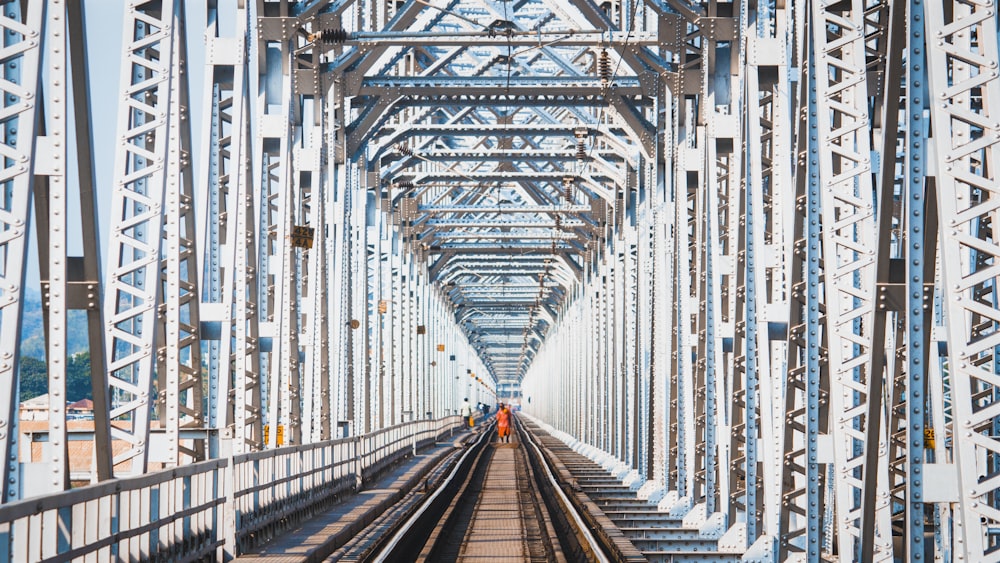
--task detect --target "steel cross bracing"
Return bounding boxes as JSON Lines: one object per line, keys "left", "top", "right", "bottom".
{"left": 2, "top": 1, "right": 1000, "bottom": 562}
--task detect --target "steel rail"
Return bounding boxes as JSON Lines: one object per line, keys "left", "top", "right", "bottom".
{"left": 371, "top": 418, "right": 613, "bottom": 562}
{"left": 517, "top": 417, "right": 612, "bottom": 563}
{"left": 371, "top": 427, "right": 493, "bottom": 562}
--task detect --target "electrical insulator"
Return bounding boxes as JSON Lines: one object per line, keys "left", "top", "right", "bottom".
{"left": 562, "top": 176, "right": 574, "bottom": 202}
{"left": 574, "top": 128, "right": 588, "bottom": 161}
{"left": 311, "top": 28, "right": 349, "bottom": 44}
{"left": 599, "top": 48, "right": 611, "bottom": 87}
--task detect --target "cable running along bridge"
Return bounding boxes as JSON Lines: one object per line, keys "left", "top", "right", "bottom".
{"left": 0, "top": 0, "right": 997, "bottom": 561}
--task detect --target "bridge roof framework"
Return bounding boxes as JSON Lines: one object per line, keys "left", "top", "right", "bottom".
{"left": 0, "top": 1, "right": 997, "bottom": 562}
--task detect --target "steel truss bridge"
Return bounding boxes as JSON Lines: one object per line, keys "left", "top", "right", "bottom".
{"left": 0, "top": 0, "right": 997, "bottom": 561}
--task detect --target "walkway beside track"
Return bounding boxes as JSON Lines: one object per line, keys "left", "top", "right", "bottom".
{"left": 524, "top": 418, "right": 743, "bottom": 562}
{"left": 235, "top": 435, "right": 469, "bottom": 562}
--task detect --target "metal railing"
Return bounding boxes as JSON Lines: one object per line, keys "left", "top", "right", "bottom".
{"left": 0, "top": 416, "right": 463, "bottom": 562}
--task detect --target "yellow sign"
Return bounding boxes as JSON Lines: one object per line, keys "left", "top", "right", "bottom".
{"left": 264, "top": 424, "right": 285, "bottom": 446}
{"left": 291, "top": 226, "right": 315, "bottom": 249}
{"left": 378, "top": 300, "right": 388, "bottom": 314}
{"left": 437, "top": 344, "right": 445, "bottom": 352}
{"left": 924, "top": 427, "right": 935, "bottom": 449}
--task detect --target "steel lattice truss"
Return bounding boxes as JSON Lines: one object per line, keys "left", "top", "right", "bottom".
{"left": 1, "top": 0, "right": 1000, "bottom": 562}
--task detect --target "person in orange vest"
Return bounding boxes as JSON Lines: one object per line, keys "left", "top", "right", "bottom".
{"left": 496, "top": 402, "right": 512, "bottom": 443}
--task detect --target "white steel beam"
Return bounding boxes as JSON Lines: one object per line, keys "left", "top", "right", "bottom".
{"left": 104, "top": 0, "right": 180, "bottom": 475}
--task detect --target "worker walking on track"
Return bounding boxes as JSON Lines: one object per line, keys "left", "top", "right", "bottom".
{"left": 461, "top": 398, "right": 474, "bottom": 427}
{"left": 496, "top": 403, "right": 512, "bottom": 443}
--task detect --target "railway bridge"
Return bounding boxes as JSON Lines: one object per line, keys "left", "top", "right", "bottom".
{"left": 0, "top": 0, "right": 997, "bottom": 561}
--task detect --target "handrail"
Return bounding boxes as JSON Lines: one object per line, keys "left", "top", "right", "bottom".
{"left": 0, "top": 415, "right": 464, "bottom": 562}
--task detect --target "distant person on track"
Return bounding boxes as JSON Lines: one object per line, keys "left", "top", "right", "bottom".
{"left": 461, "top": 398, "right": 474, "bottom": 427}
{"left": 496, "top": 403, "right": 512, "bottom": 443}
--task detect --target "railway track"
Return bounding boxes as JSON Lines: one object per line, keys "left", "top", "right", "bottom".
{"left": 352, "top": 417, "right": 616, "bottom": 562}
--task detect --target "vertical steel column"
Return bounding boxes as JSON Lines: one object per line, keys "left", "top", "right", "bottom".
{"left": 902, "top": 1, "right": 930, "bottom": 557}
{"left": 636, "top": 218, "right": 652, "bottom": 479}
{"left": 365, "top": 190, "right": 379, "bottom": 429}
{"left": 728, "top": 93, "right": 758, "bottom": 541}
{"left": 289, "top": 25, "right": 325, "bottom": 444}
{"left": 926, "top": 0, "right": 1000, "bottom": 559}
{"left": 35, "top": 0, "right": 70, "bottom": 536}
{"left": 104, "top": 0, "right": 178, "bottom": 475}
{"left": 652, "top": 208, "right": 672, "bottom": 489}
{"left": 758, "top": 5, "right": 793, "bottom": 540}
{"left": 613, "top": 239, "right": 624, "bottom": 461}
{"left": 603, "top": 255, "right": 613, "bottom": 454}
{"left": 330, "top": 156, "right": 351, "bottom": 436}
{"left": 200, "top": 0, "right": 233, "bottom": 440}
{"left": 348, "top": 161, "right": 366, "bottom": 432}
{"left": 675, "top": 107, "right": 699, "bottom": 500}
{"left": 693, "top": 157, "right": 710, "bottom": 508}
{"left": 389, "top": 236, "right": 402, "bottom": 425}
{"left": 778, "top": 22, "right": 829, "bottom": 558}
{"left": 66, "top": 0, "right": 112, "bottom": 482}
{"left": 704, "top": 113, "right": 732, "bottom": 516}
{"left": 809, "top": 0, "right": 883, "bottom": 558}
{"left": 37, "top": 0, "right": 68, "bottom": 496}
{"left": 233, "top": 96, "right": 263, "bottom": 453}
{"left": 255, "top": 6, "right": 304, "bottom": 446}
{"left": 862, "top": 0, "right": 911, "bottom": 558}
{"left": 198, "top": 1, "right": 261, "bottom": 453}
{"left": 159, "top": 1, "right": 204, "bottom": 465}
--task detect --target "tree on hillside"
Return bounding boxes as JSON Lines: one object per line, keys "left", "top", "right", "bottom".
{"left": 18, "top": 356, "right": 47, "bottom": 401}
{"left": 17, "top": 352, "right": 94, "bottom": 403}
{"left": 67, "top": 352, "right": 93, "bottom": 401}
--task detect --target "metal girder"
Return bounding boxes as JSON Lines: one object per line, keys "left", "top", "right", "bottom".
{"left": 37, "top": 0, "right": 70, "bottom": 497}
{"left": 810, "top": 0, "right": 884, "bottom": 558}
{"left": 103, "top": 0, "right": 182, "bottom": 476}
{"left": 777, "top": 28, "right": 828, "bottom": 560}
{"left": 419, "top": 204, "right": 590, "bottom": 214}
{"left": 0, "top": 0, "right": 43, "bottom": 501}
{"left": 927, "top": 1, "right": 1000, "bottom": 560}
{"left": 360, "top": 75, "right": 644, "bottom": 96}
{"left": 158, "top": 0, "right": 205, "bottom": 466}
{"left": 409, "top": 170, "right": 619, "bottom": 184}
{"left": 397, "top": 149, "right": 617, "bottom": 161}
{"left": 339, "top": 32, "right": 660, "bottom": 49}
{"left": 200, "top": 0, "right": 263, "bottom": 455}
{"left": 429, "top": 241, "right": 576, "bottom": 250}
{"left": 430, "top": 231, "right": 580, "bottom": 240}
{"left": 426, "top": 219, "right": 586, "bottom": 228}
